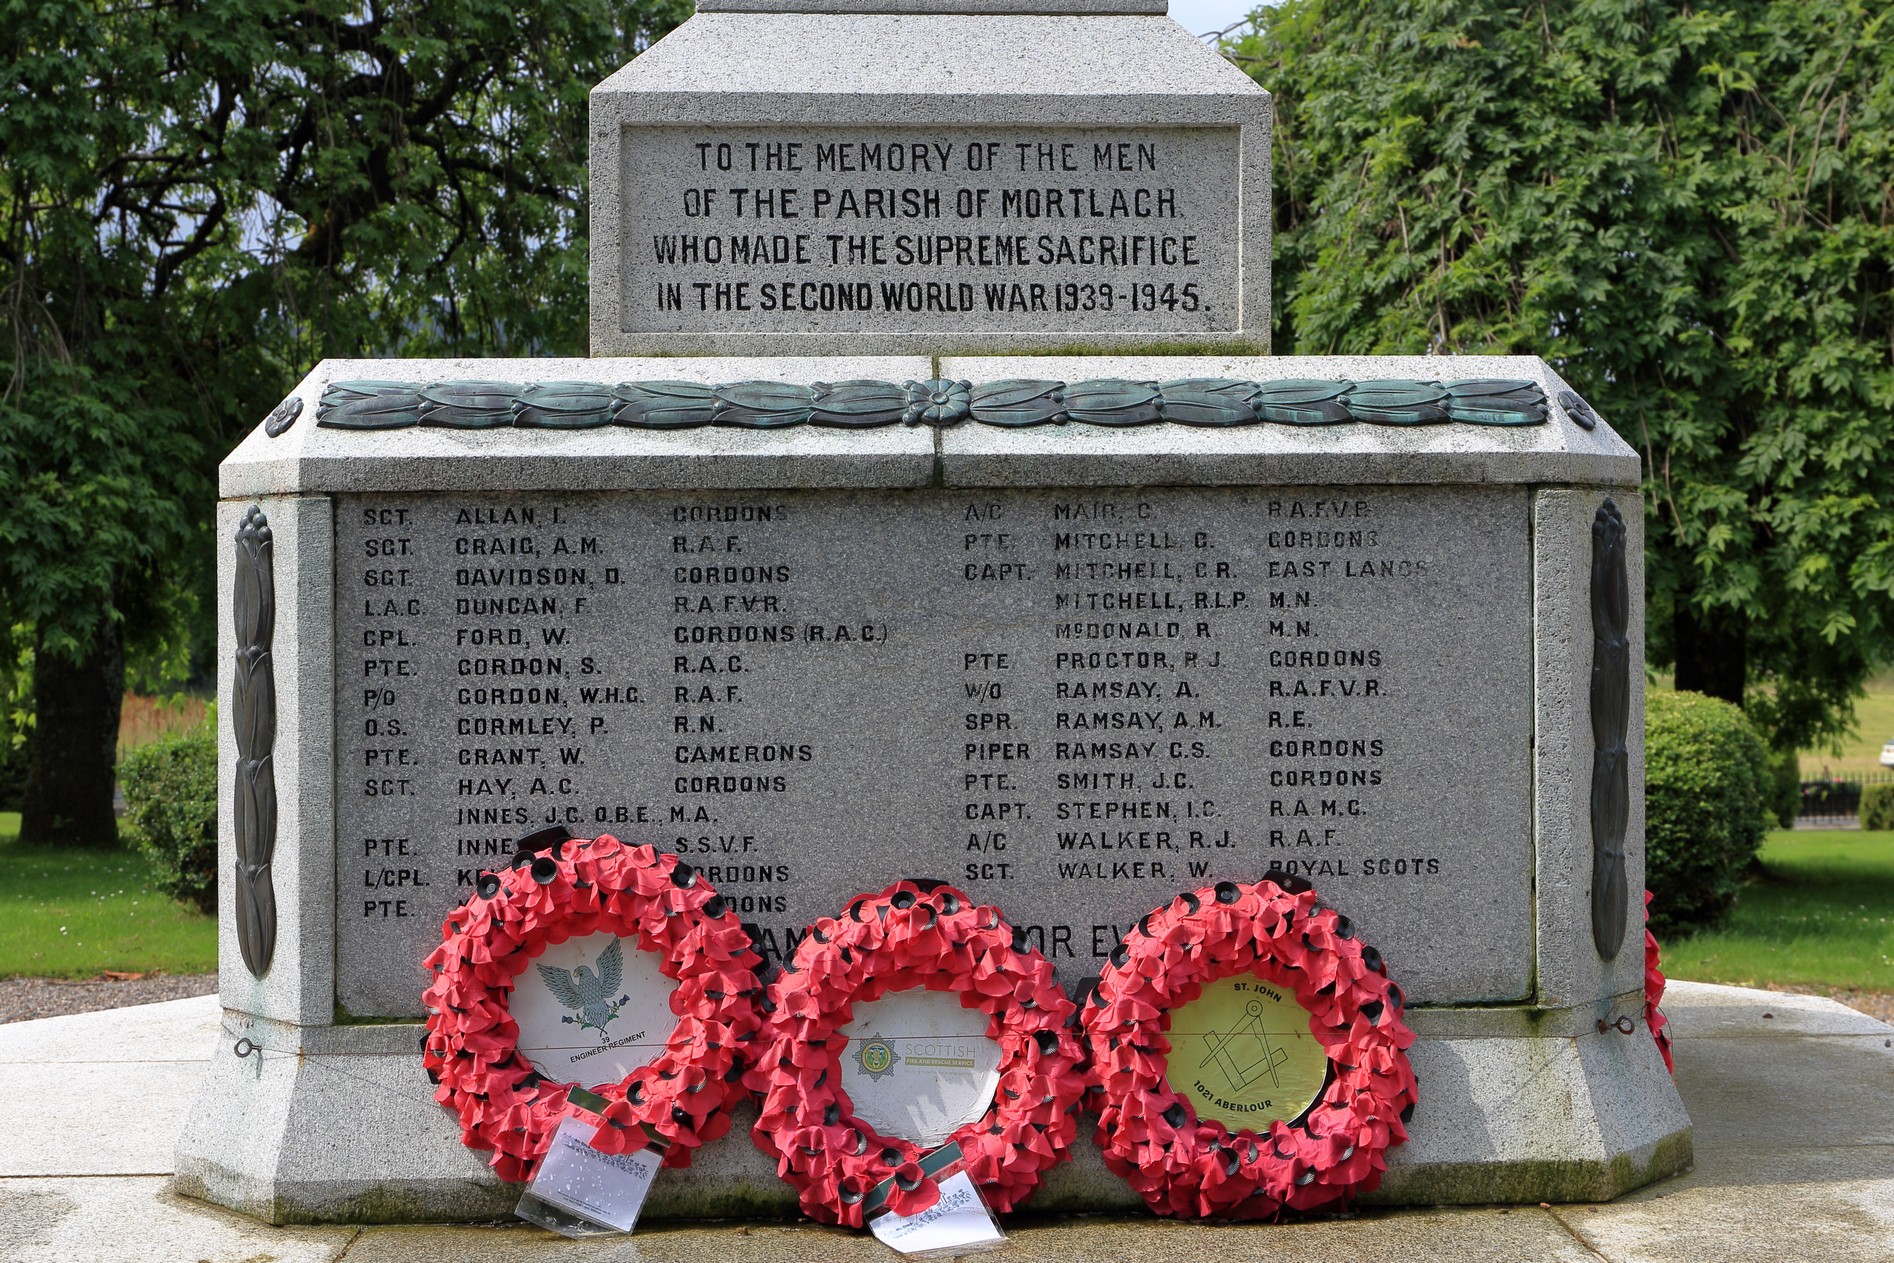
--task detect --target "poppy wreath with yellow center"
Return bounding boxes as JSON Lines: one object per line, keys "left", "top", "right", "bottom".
{"left": 1082, "top": 875, "right": 1418, "bottom": 1219}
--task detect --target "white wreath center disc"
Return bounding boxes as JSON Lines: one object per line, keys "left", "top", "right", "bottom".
{"left": 509, "top": 932, "right": 676, "bottom": 1085}
{"left": 840, "top": 989, "right": 1002, "bottom": 1148}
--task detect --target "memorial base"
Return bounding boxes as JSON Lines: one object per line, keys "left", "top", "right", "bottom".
{"left": 1368, "top": 992, "right": 1694, "bottom": 1206}
{"left": 185, "top": 351, "right": 1688, "bottom": 1224}
{"left": 175, "top": 994, "right": 1689, "bottom": 1224}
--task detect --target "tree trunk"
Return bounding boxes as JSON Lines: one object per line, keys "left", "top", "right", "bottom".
{"left": 20, "top": 620, "right": 124, "bottom": 847}
{"left": 1673, "top": 600, "right": 1748, "bottom": 708}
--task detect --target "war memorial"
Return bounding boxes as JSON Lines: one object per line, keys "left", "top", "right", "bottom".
{"left": 174, "top": 0, "right": 1690, "bottom": 1233}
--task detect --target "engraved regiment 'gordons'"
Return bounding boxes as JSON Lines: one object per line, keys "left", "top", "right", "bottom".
{"left": 333, "top": 485, "right": 1533, "bottom": 1017}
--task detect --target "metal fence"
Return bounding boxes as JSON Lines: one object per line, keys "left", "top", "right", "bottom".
{"left": 1798, "top": 770, "right": 1894, "bottom": 821}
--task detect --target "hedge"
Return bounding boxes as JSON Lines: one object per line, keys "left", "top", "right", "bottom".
{"left": 1762, "top": 746, "right": 1802, "bottom": 829}
{"left": 1645, "top": 690, "right": 1769, "bottom": 936}
{"left": 1863, "top": 784, "right": 1894, "bottom": 832}
{"left": 120, "top": 725, "right": 217, "bottom": 914}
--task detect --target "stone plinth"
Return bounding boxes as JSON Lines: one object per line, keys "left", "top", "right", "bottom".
{"left": 175, "top": 355, "right": 1689, "bottom": 1223}
{"left": 588, "top": 16, "right": 1271, "bottom": 355}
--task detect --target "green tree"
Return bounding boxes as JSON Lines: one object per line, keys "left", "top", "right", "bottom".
{"left": 1231, "top": 0, "right": 1894, "bottom": 753}
{"left": 1, "top": 0, "right": 684, "bottom": 845}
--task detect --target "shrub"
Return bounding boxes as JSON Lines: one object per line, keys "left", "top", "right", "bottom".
{"left": 1764, "top": 746, "right": 1802, "bottom": 829}
{"left": 1645, "top": 690, "right": 1769, "bottom": 936}
{"left": 120, "top": 724, "right": 217, "bottom": 913}
{"left": 1863, "top": 784, "right": 1894, "bottom": 832}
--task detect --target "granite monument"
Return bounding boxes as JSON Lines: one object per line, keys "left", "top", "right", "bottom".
{"left": 176, "top": 0, "right": 1689, "bottom": 1225}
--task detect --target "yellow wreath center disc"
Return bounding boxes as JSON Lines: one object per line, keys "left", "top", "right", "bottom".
{"left": 1166, "top": 974, "right": 1329, "bottom": 1131}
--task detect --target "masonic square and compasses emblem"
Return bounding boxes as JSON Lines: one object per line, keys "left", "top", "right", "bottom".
{"left": 1197, "top": 997, "right": 1291, "bottom": 1093}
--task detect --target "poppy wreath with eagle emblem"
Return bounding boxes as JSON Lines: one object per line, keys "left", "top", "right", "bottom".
{"left": 1081, "top": 876, "right": 1418, "bottom": 1220}
{"left": 745, "top": 879, "right": 1088, "bottom": 1227}
{"left": 421, "top": 832, "right": 763, "bottom": 1181}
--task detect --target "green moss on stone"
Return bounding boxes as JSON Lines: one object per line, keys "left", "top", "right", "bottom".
{"left": 1612, "top": 1128, "right": 1695, "bottom": 1194}
{"left": 268, "top": 1182, "right": 519, "bottom": 1226}
{"left": 1363, "top": 1128, "right": 1693, "bottom": 1207}
{"left": 645, "top": 1182, "right": 803, "bottom": 1221}
{"left": 328, "top": 1000, "right": 425, "bottom": 1031}
{"left": 265, "top": 1178, "right": 805, "bottom": 1226}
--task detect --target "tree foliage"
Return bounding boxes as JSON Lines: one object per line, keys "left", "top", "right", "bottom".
{"left": 1233, "top": 0, "right": 1894, "bottom": 751}
{"left": 1, "top": 0, "right": 684, "bottom": 842}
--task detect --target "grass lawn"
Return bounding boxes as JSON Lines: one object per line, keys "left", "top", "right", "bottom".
{"left": 1661, "top": 829, "right": 1894, "bottom": 992}
{"left": 1798, "top": 670, "right": 1894, "bottom": 778}
{"left": 0, "top": 812, "right": 216, "bottom": 978}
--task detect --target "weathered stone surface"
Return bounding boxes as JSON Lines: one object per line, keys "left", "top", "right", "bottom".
{"left": 0, "top": 1062, "right": 206, "bottom": 1177}
{"left": 1369, "top": 997, "right": 1691, "bottom": 1205}
{"left": 168, "top": 993, "right": 1690, "bottom": 1223}
{"left": 175, "top": 1012, "right": 525, "bottom": 1225}
{"left": 589, "top": 15, "right": 1271, "bottom": 354}
{"left": 333, "top": 482, "right": 1532, "bottom": 1015}
{"left": 186, "top": 352, "right": 1678, "bottom": 1219}
{"left": 2, "top": 983, "right": 1861, "bottom": 1255}
{"left": 0, "top": 994, "right": 216, "bottom": 1065}
{"left": 1561, "top": 984, "right": 1894, "bottom": 1263}
{"left": 216, "top": 496, "right": 335, "bottom": 1028}
{"left": 1532, "top": 488, "right": 1647, "bottom": 1009}
{"left": 1663, "top": 981, "right": 1894, "bottom": 1039}
{"left": 0, "top": 1177, "right": 354, "bottom": 1263}
{"left": 613, "top": 125, "right": 1241, "bottom": 346}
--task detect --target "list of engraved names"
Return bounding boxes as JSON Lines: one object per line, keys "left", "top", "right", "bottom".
{"left": 618, "top": 127, "right": 1240, "bottom": 335}
{"left": 335, "top": 487, "right": 1530, "bottom": 1015}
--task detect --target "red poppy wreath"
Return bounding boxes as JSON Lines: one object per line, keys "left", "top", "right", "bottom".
{"left": 1082, "top": 876, "right": 1418, "bottom": 1220}
{"left": 421, "top": 832, "right": 763, "bottom": 1181}
{"left": 1644, "top": 891, "right": 1673, "bottom": 1075}
{"left": 745, "top": 879, "right": 1088, "bottom": 1227}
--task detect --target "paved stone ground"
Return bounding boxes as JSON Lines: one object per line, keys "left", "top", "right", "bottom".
{"left": 0, "top": 981, "right": 1889, "bottom": 1262}
{"left": 1775, "top": 985, "right": 1894, "bottom": 1025}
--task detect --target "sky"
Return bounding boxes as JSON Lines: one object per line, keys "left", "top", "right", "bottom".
{"left": 1165, "top": 0, "right": 1268, "bottom": 41}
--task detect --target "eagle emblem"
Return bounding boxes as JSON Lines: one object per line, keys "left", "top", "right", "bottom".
{"left": 536, "top": 939, "right": 631, "bottom": 1040}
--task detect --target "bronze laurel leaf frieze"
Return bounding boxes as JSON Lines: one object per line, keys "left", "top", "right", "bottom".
{"left": 233, "top": 506, "right": 279, "bottom": 978}
{"left": 1589, "top": 499, "right": 1631, "bottom": 959}
{"left": 314, "top": 378, "right": 1554, "bottom": 431}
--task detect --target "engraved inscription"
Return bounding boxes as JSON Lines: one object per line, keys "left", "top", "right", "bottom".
{"left": 620, "top": 127, "right": 1240, "bottom": 336}
{"left": 333, "top": 487, "right": 1532, "bottom": 1016}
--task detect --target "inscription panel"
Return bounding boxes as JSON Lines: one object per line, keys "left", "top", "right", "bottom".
{"left": 618, "top": 126, "right": 1240, "bottom": 338}
{"left": 335, "top": 486, "right": 1531, "bottom": 1016}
